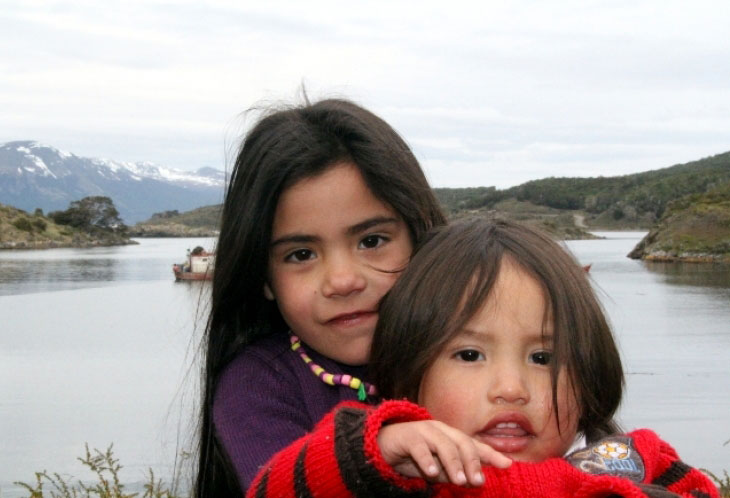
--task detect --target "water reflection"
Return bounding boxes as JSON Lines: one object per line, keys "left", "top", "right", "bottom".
{"left": 643, "top": 260, "right": 730, "bottom": 293}
{"left": 0, "top": 240, "right": 209, "bottom": 295}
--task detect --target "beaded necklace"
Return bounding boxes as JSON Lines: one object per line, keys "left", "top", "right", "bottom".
{"left": 289, "top": 333, "right": 377, "bottom": 401}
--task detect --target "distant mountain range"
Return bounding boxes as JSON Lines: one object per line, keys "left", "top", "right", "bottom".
{"left": 0, "top": 141, "right": 225, "bottom": 223}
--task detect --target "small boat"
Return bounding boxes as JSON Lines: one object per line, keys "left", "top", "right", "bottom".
{"left": 583, "top": 263, "right": 592, "bottom": 273}
{"left": 173, "top": 246, "right": 215, "bottom": 281}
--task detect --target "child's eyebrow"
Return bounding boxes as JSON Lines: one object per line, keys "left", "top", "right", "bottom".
{"left": 270, "top": 234, "right": 318, "bottom": 248}
{"left": 270, "top": 216, "right": 400, "bottom": 249}
{"left": 346, "top": 216, "right": 400, "bottom": 236}
{"left": 457, "top": 327, "right": 554, "bottom": 343}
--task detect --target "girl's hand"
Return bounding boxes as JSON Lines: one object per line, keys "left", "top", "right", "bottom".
{"left": 377, "top": 420, "right": 512, "bottom": 487}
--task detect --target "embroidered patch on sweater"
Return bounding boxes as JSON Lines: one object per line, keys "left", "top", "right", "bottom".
{"left": 566, "top": 435, "right": 645, "bottom": 482}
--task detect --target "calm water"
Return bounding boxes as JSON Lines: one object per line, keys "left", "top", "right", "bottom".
{"left": 1, "top": 234, "right": 729, "bottom": 495}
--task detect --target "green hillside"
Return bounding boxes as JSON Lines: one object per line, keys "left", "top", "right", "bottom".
{"left": 441, "top": 151, "right": 730, "bottom": 228}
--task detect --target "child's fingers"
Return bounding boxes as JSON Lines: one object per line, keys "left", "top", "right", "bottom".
{"left": 406, "top": 439, "right": 442, "bottom": 479}
{"left": 474, "top": 440, "right": 512, "bottom": 469}
{"left": 424, "top": 422, "right": 484, "bottom": 486}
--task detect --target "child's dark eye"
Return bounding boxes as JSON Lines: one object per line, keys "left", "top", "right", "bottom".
{"left": 455, "top": 349, "right": 484, "bottom": 362}
{"left": 530, "top": 351, "right": 553, "bottom": 365}
{"left": 359, "top": 235, "right": 387, "bottom": 249}
{"left": 285, "top": 249, "right": 314, "bottom": 263}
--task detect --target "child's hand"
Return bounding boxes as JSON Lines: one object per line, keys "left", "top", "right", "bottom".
{"left": 377, "top": 420, "right": 512, "bottom": 487}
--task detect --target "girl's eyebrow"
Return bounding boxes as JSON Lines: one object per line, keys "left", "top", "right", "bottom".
{"left": 346, "top": 216, "right": 399, "bottom": 236}
{"left": 270, "top": 216, "right": 399, "bottom": 248}
{"left": 457, "top": 327, "right": 554, "bottom": 343}
{"left": 270, "top": 234, "right": 318, "bottom": 248}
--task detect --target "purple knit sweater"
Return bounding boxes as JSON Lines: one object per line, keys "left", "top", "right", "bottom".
{"left": 212, "top": 330, "right": 371, "bottom": 492}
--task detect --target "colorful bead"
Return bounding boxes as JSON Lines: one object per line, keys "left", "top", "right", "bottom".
{"left": 289, "top": 332, "right": 376, "bottom": 400}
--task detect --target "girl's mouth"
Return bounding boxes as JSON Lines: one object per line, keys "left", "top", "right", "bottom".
{"left": 326, "top": 310, "right": 377, "bottom": 327}
{"left": 476, "top": 413, "right": 535, "bottom": 454}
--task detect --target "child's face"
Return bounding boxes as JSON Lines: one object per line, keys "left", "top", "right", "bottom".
{"left": 265, "top": 162, "right": 413, "bottom": 365}
{"left": 418, "top": 258, "right": 580, "bottom": 462}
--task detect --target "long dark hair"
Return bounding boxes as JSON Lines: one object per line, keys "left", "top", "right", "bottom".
{"left": 195, "top": 98, "right": 446, "bottom": 496}
{"left": 371, "top": 218, "right": 624, "bottom": 442}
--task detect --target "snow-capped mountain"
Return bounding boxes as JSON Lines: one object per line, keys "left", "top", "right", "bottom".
{"left": 0, "top": 141, "right": 225, "bottom": 223}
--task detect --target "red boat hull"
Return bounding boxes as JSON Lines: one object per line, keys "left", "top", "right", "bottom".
{"left": 173, "top": 265, "right": 212, "bottom": 281}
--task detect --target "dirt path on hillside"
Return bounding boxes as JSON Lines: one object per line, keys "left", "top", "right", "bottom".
{"left": 573, "top": 213, "right": 587, "bottom": 228}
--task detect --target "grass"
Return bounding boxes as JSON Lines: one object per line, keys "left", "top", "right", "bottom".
{"left": 14, "top": 445, "right": 180, "bottom": 498}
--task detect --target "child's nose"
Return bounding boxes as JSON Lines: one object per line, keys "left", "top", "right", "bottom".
{"left": 321, "top": 254, "right": 367, "bottom": 297}
{"left": 488, "top": 364, "right": 530, "bottom": 405}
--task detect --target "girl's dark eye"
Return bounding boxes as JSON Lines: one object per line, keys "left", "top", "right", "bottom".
{"left": 359, "top": 235, "right": 386, "bottom": 249}
{"left": 285, "top": 249, "right": 314, "bottom": 262}
{"left": 531, "top": 351, "right": 553, "bottom": 365}
{"left": 456, "top": 349, "right": 484, "bottom": 362}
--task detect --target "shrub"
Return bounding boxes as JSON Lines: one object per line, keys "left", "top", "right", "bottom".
{"left": 15, "top": 444, "right": 181, "bottom": 498}
{"left": 13, "top": 217, "right": 33, "bottom": 232}
{"left": 33, "top": 218, "right": 48, "bottom": 232}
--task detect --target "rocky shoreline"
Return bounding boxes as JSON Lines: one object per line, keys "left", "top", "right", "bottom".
{"left": 0, "top": 237, "right": 138, "bottom": 250}
{"left": 637, "top": 250, "right": 730, "bottom": 264}
{"left": 128, "top": 222, "right": 218, "bottom": 238}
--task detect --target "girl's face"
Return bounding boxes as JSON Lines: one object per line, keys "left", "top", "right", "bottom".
{"left": 418, "top": 258, "right": 580, "bottom": 462}
{"left": 265, "top": 162, "right": 413, "bottom": 365}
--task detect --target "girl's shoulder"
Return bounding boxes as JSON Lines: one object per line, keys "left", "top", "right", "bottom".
{"left": 213, "top": 332, "right": 306, "bottom": 429}
{"left": 217, "top": 332, "right": 298, "bottom": 387}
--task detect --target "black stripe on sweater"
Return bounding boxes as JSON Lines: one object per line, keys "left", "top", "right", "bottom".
{"left": 652, "top": 460, "right": 691, "bottom": 488}
{"left": 253, "top": 469, "right": 269, "bottom": 498}
{"left": 293, "top": 443, "right": 314, "bottom": 498}
{"left": 333, "top": 407, "right": 430, "bottom": 498}
{"left": 690, "top": 491, "right": 711, "bottom": 498}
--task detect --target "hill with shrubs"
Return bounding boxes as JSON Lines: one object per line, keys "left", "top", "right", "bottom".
{"left": 0, "top": 196, "right": 136, "bottom": 249}
{"left": 628, "top": 182, "right": 730, "bottom": 263}
{"left": 129, "top": 205, "right": 221, "bottom": 237}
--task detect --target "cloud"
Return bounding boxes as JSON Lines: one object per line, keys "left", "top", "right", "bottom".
{"left": 1, "top": 0, "right": 729, "bottom": 184}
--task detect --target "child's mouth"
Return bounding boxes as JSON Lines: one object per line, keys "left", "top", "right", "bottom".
{"left": 486, "top": 422, "right": 531, "bottom": 437}
{"left": 326, "top": 310, "right": 376, "bottom": 327}
{"left": 476, "top": 414, "right": 535, "bottom": 454}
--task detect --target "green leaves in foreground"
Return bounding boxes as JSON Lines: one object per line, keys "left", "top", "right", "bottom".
{"left": 14, "top": 444, "right": 179, "bottom": 498}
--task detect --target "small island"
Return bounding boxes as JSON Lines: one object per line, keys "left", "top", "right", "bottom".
{"left": 628, "top": 183, "right": 730, "bottom": 263}
{"left": 0, "top": 196, "right": 137, "bottom": 250}
{"left": 129, "top": 205, "right": 221, "bottom": 237}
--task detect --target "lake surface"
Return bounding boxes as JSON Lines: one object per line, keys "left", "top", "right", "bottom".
{"left": 1, "top": 234, "right": 729, "bottom": 495}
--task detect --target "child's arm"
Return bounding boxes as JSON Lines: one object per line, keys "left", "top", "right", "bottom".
{"left": 246, "top": 399, "right": 666, "bottom": 498}
{"left": 246, "top": 400, "right": 428, "bottom": 498}
{"left": 246, "top": 399, "right": 512, "bottom": 497}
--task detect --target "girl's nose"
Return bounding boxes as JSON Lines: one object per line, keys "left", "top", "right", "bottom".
{"left": 321, "top": 254, "right": 367, "bottom": 298}
{"left": 487, "top": 363, "right": 530, "bottom": 405}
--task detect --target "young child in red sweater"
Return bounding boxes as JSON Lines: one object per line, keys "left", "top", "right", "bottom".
{"left": 248, "top": 219, "right": 719, "bottom": 497}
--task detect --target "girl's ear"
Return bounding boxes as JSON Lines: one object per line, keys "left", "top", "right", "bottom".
{"left": 264, "top": 282, "right": 275, "bottom": 301}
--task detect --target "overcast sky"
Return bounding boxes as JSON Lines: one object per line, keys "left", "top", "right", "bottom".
{"left": 2, "top": 0, "right": 729, "bottom": 188}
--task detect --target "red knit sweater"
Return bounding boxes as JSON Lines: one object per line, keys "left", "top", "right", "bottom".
{"left": 247, "top": 400, "right": 719, "bottom": 498}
